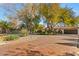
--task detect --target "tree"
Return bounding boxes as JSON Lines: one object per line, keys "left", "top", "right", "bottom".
{"left": 59, "top": 7, "right": 76, "bottom": 26}
{"left": 0, "top": 20, "right": 12, "bottom": 33}
{"left": 17, "top": 4, "right": 40, "bottom": 34}
{"left": 6, "top": 3, "right": 77, "bottom": 34}
{"left": 75, "top": 16, "right": 79, "bottom": 26}
{"left": 39, "top": 3, "right": 61, "bottom": 30}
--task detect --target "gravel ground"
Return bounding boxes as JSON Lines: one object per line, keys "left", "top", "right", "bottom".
{"left": 0, "top": 35, "right": 79, "bottom": 56}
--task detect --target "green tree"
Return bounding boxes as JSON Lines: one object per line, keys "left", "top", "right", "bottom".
{"left": 59, "top": 7, "right": 76, "bottom": 26}
{"left": 39, "top": 3, "right": 61, "bottom": 29}
{"left": 17, "top": 4, "right": 40, "bottom": 34}
{"left": 0, "top": 20, "right": 12, "bottom": 33}
{"left": 75, "top": 16, "right": 79, "bottom": 26}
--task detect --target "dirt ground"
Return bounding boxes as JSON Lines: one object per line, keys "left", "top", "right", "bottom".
{"left": 0, "top": 35, "right": 79, "bottom": 56}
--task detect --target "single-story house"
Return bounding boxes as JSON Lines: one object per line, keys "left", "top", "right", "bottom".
{"left": 53, "top": 27, "right": 79, "bottom": 34}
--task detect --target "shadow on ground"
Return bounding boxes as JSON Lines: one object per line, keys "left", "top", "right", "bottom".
{"left": 62, "top": 53, "right": 75, "bottom": 56}
{"left": 63, "top": 38, "right": 79, "bottom": 42}
{"left": 57, "top": 43, "right": 77, "bottom": 47}
{"left": 57, "top": 38, "right": 79, "bottom": 48}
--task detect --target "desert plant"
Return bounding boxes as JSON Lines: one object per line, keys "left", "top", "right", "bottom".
{"left": 20, "top": 28, "right": 28, "bottom": 37}
{"left": 4, "top": 35, "right": 19, "bottom": 41}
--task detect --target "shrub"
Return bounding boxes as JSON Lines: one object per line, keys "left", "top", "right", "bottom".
{"left": 20, "top": 29, "right": 28, "bottom": 37}
{"left": 4, "top": 35, "right": 19, "bottom": 41}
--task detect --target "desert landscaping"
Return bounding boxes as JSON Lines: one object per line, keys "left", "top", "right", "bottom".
{"left": 0, "top": 35, "right": 78, "bottom": 56}
{"left": 0, "top": 3, "right": 79, "bottom": 56}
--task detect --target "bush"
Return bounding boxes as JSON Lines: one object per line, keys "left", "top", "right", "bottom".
{"left": 4, "top": 35, "right": 19, "bottom": 41}
{"left": 36, "top": 29, "right": 61, "bottom": 35}
{"left": 20, "top": 29, "right": 28, "bottom": 37}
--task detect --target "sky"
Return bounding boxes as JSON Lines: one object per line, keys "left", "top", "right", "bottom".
{"left": 0, "top": 3, "right": 24, "bottom": 21}
{"left": 60, "top": 3, "right": 79, "bottom": 16}
{"left": 0, "top": 3, "right": 79, "bottom": 21}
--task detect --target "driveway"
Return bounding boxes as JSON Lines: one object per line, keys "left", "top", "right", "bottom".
{"left": 0, "top": 35, "right": 79, "bottom": 56}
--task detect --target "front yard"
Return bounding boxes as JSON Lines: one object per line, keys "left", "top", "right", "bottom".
{"left": 0, "top": 35, "right": 78, "bottom": 56}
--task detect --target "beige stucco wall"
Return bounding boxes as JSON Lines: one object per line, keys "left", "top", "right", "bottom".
{"left": 78, "top": 29, "right": 79, "bottom": 35}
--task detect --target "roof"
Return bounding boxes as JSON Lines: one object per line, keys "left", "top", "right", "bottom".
{"left": 53, "top": 27, "right": 79, "bottom": 30}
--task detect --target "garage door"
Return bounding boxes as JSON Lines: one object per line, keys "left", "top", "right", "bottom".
{"left": 64, "top": 29, "right": 78, "bottom": 34}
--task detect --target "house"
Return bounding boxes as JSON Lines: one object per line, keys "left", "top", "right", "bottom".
{"left": 52, "top": 22, "right": 79, "bottom": 35}
{"left": 53, "top": 26, "right": 79, "bottom": 34}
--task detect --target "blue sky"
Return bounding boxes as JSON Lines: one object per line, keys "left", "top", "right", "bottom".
{"left": 0, "top": 3, "right": 79, "bottom": 21}
{"left": 60, "top": 3, "right": 79, "bottom": 16}
{"left": 0, "top": 4, "right": 23, "bottom": 21}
